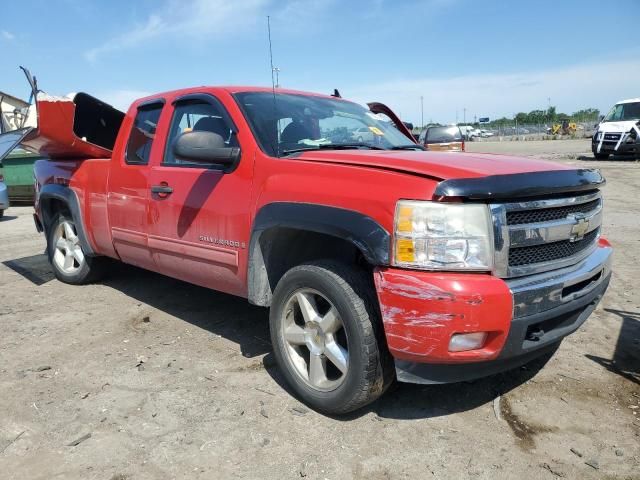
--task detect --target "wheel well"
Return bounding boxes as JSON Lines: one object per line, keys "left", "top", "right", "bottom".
{"left": 40, "top": 198, "right": 71, "bottom": 233}
{"left": 248, "top": 227, "right": 371, "bottom": 306}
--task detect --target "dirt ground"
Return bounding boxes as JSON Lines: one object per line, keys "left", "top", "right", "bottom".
{"left": 0, "top": 139, "right": 638, "bottom": 479}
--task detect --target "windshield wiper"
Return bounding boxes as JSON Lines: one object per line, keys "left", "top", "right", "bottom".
{"left": 390, "top": 144, "right": 426, "bottom": 151}
{"left": 281, "top": 143, "right": 386, "bottom": 155}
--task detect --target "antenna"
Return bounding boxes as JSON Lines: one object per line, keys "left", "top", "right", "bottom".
{"left": 267, "top": 16, "right": 280, "bottom": 157}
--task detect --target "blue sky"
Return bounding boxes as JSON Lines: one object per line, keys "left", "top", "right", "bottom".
{"left": 2, "top": 0, "right": 639, "bottom": 125}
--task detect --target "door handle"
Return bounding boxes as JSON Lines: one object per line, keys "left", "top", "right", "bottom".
{"left": 151, "top": 184, "right": 173, "bottom": 195}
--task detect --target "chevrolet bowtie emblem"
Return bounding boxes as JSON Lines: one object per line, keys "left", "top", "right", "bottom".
{"left": 569, "top": 214, "right": 590, "bottom": 242}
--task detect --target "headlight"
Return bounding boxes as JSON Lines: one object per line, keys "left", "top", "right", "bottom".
{"left": 393, "top": 200, "right": 494, "bottom": 270}
{"left": 594, "top": 130, "right": 602, "bottom": 140}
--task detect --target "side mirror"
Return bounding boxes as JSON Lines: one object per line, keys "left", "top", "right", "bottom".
{"left": 403, "top": 121, "right": 414, "bottom": 131}
{"left": 173, "top": 130, "right": 240, "bottom": 167}
{"left": 598, "top": 115, "right": 604, "bottom": 123}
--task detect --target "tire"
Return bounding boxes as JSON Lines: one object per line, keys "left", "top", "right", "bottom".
{"left": 0, "top": 210, "right": 4, "bottom": 218}
{"left": 269, "top": 260, "right": 393, "bottom": 414}
{"left": 593, "top": 151, "right": 609, "bottom": 160}
{"left": 47, "top": 213, "right": 106, "bottom": 284}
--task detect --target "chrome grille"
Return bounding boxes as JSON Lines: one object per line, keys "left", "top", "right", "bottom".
{"left": 491, "top": 191, "right": 602, "bottom": 278}
{"left": 506, "top": 198, "right": 601, "bottom": 225}
{"left": 509, "top": 229, "right": 599, "bottom": 267}
{"left": 603, "top": 133, "right": 621, "bottom": 141}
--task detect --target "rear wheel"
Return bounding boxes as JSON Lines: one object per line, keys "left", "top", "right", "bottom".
{"left": 270, "top": 261, "right": 393, "bottom": 414}
{"left": 0, "top": 210, "right": 4, "bottom": 218}
{"left": 47, "top": 213, "right": 106, "bottom": 284}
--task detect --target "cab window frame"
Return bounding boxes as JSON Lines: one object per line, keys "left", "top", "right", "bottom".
{"left": 163, "top": 93, "right": 239, "bottom": 169}
{"left": 125, "top": 99, "right": 165, "bottom": 166}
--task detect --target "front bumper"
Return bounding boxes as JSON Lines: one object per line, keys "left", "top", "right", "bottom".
{"left": 592, "top": 139, "right": 639, "bottom": 155}
{"left": 0, "top": 183, "right": 9, "bottom": 210}
{"left": 374, "top": 239, "right": 612, "bottom": 384}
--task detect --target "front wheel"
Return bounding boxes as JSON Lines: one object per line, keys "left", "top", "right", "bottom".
{"left": 47, "top": 213, "right": 106, "bottom": 284}
{"left": 593, "top": 151, "right": 610, "bottom": 160}
{"left": 270, "top": 261, "right": 393, "bottom": 414}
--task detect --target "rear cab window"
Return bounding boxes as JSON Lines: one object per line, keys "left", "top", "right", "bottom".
{"left": 126, "top": 103, "right": 164, "bottom": 165}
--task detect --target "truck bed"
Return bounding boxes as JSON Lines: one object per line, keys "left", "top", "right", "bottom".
{"left": 20, "top": 92, "right": 124, "bottom": 159}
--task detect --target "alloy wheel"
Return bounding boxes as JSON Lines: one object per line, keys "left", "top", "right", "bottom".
{"left": 281, "top": 288, "right": 349, "bottom": 391}
{"left": 52, "top": 220, "right": 85, "bottom": 274}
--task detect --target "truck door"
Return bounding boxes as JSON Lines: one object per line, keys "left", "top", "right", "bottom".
{"left": 146, "top": 93, "right": 253, "bottom": 297}
{"left": 107, "top": 100, "right": 165, "bottom": 271}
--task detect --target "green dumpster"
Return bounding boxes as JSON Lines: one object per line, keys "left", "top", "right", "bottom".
{"left": 0, "top": 147, "right": 41, "bottom": 203}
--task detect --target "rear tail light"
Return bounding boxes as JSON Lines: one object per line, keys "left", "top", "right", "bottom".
{"left": 461, "top": 140, "right": 465, "bottom": 152}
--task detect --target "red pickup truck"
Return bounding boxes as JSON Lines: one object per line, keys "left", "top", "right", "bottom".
{"left": 1, "top": 84, "right": 612, "bottom": 414}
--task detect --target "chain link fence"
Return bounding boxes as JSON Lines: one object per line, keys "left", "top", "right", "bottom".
{"left": 468, "top": 121, "right": 596, "bottom": 141}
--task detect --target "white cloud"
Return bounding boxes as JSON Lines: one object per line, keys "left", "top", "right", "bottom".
{"left": 1, "top": 30, "right": 15, "bottom": 41}
{"left": 337, "top": 58, "right": 640, "bottom": 125}
{"left": 85, "top": 0, "right": 334, "bottom": 61}
{"left": 93, "top": 89, "right": 153, "bottom": 111}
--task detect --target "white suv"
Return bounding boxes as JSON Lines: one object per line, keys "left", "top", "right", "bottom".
{"left": 592, "top": 98, "right": 640, "bottom": 159}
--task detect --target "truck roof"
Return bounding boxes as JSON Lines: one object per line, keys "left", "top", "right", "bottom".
{"left": 616, "top": 98, "right": 640, "bottom": 104}
{"left": 134, "top": 86, "right": 343, "bottom": 106}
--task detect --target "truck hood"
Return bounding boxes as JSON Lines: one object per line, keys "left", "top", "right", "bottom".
{"left": 598, "top": 120, "right": 639, "bottom": 133}
{"left": 294, "top": 149, "right": 570, "bottom": 181}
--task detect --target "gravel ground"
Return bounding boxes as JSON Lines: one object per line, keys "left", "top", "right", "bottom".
{"left": 0, "top": 139, "right": 638, "bottom": 479}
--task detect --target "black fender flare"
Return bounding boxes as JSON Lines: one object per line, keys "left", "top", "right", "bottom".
{"left": 38, "top": 184, "right": 96, "bottom": 256}
{"left": 247, "top": 202, "right": 390, "bottom": 306}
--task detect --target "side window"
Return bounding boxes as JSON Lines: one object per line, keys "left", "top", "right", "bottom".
{"left": 125, "top": 103, "right": 163, "bottom": 165}
{"left": 164, "top": 100, "right": 238, "bottom": 166}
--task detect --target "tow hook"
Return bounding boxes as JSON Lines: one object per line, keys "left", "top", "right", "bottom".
{"left": 526, "top": 328, "right": 545, "bottom": 342}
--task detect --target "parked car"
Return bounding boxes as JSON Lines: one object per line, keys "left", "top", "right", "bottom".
{"left": 350, "top": 126, "right": 375, "bottom": 143}
{"left": 479, "top": 129, "right": 494, "bottom": 138}
{"left": 1, "top": 84, "right": 612, "bottom": 415}
{"left": 418, "top": 125, "right": 464, "bottom": 151}
{"left": 592, "top": 98, "right": 640, "bottom": 159}
{"left": 0, "top": 173, "right": 9, "bottom": 218}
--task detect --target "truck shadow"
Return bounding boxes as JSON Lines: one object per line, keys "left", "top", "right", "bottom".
{"left": 363, "top": 352, "right": 553, "bottom": 420}
{"left": 103, "top": 262, "right": 552, "bottom": 420}
{"left": 3, "top": 255, "right": 556, "bottom": 420}
{"left": 103, "top": 262, "right": 272, "bottom": 359}
{"left": 585, "top": 308, "right": 640, "bottom": 386}
{"left": 303, "top": 350, "right": 553, "bottom": 421}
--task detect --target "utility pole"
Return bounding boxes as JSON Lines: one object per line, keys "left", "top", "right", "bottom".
{"left": 463, "top": 107, "right": 466, "bottom": 125}
{"left": 420, "top": 96, "right": 424, "bottom": 129}
{"left": 455, "top": 109, "right": 458, "bottom": 125}
{"left": 272, "top": 67, "right": 281, "bottom": 88}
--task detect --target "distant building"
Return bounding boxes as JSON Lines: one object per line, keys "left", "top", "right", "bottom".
{"left": 0, "top": 91, "right": 35, "bottom": 133}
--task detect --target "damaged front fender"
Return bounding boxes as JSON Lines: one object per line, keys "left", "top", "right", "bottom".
{"left": 373, "top": 268, "right": 513, "bottom": 363}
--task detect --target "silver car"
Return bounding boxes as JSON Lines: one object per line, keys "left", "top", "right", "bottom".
{"left": 0, "top": 176, "right": 9, "bottom": 218}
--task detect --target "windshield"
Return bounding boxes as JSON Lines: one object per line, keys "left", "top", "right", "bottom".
{"left": 234, "top": 92, "right": 415, "bottom": 156}
{"left": 425, "top": 126, "right": 462, "bottom": 143}
{"left": 603, "top": 102, "right": 640, "bottom": 122}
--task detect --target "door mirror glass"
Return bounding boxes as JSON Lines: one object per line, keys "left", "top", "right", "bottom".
{"left": 173, "top": 130, "right": 240, "bottom": 166}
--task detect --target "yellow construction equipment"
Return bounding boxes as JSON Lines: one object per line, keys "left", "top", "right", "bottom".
{"left": 549, "top": 119, "right": 577, "bottom": 135}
